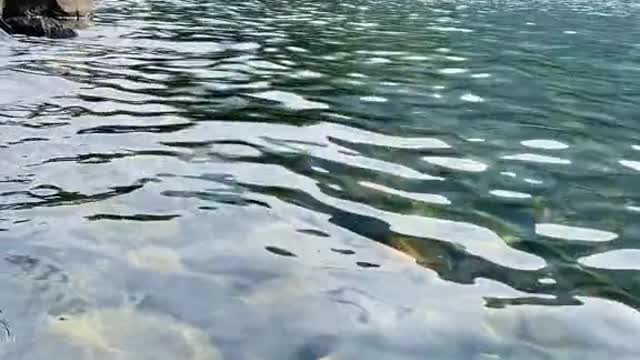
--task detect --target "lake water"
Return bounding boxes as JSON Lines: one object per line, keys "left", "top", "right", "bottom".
{"left": 1, "top": 0, "right": 640, "bottom": 358}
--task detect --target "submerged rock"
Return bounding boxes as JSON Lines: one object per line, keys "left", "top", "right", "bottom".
{"left": 45, "top": 307, "right": 222, "bottom": 360}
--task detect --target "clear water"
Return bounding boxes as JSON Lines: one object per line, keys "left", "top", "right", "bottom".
{"left": 1, "top": 0, "right": 640, "bottom": 358}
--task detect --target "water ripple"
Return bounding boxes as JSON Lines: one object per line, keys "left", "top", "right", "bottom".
{"left": 1, "top": 0, "right": 639, "bottom": 358}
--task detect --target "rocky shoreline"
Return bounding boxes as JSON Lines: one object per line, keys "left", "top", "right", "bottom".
{"left": 0, "top": 0, "right": 92, "bottom": 38}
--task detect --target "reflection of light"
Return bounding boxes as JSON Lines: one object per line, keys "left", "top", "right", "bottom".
{"left": 247, "top": 60, "right": 289, "bottom": 70}
{"left": 347, "top": 73, "right": 367, "bottom": 78}
{"left": 289, "top": 70, "right": 324, "bottom": 79}
{"left": 424, "top": 156, "right": 488, "bottom": 172}
{"left": 620, "top": 160, "right": 640, "bottom": 171}
{"left": 310, "top": 123, "right": 451, "bottom": 149}
{"left": 211, "top": 144, "right": 262, "bottom": 158}
{"left": 360, "top": 96, "right": 388, "bottom": 103}
{"left": 366, "top": 57, "right": 391, "bottom": 64}
{"left": 247, "top": 90, "right": 329, "bottom": 110}
{"left": 326, "top": 184, "right": 343, "bottom": 192}
{"left": 490, "top": 190, "right": 532, "bottom": 199}
{"left": 439, "top": 68, "right": 468, "bottom": 74}
{"left": 471, "top": 73, "right": 491, "bottom": 78}
{"left": 212, "top": 160, "right": 545, "bottom": 270}
{"left": 524, "top": 178, "right": 543, "bottom": 185}
{"left": 460, "top": 93, "right": 484, "bottom": 103}
{"left": 521, "top": 139, "right": 569, "bottom": 150}
{"left": 536, "top": 223, "right": 618, "bottom": 242}
{"left": 360, "top": 181, "right": 451, "bottom": 205}
{"left": 286, "top": 46, "right": 308, "bottom": 53}
{"left": 311, "top": 166, "right": 330, "bottom": 174}
{"left": 402, "top": 55, "right": 431, "bottom": 61}
{"left": 176, "top": 121, "right": 449, "bottom": 180}
{"left": 502, "top": 153, "right": 571, "bottom": 165}
{"left": 428, "top": 26, "right": 474, "bottom": 33}
{"left": 580, "top": 249, "right": 640, "bottom": 270}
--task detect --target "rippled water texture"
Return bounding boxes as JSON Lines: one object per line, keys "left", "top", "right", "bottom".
{"left": 1, "top": 0, "right": 640, "bottom": 358}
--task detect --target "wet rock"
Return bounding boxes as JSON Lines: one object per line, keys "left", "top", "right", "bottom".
{"left": 2, "top": 16, "right": 76, "bottom": 38}
{"left": 3, "top": 0, "right": 92, "bottom": 19}
{"left": 1, "top": 0, "right": 93, "bottom": 38}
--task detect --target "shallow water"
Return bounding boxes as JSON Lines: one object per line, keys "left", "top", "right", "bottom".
{"left": 1, "top": 0, "right": 640, "bottom": 358}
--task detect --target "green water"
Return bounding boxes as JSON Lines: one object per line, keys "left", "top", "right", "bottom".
{"left": 1, "top": 0, "right": 640, "bottom": 358}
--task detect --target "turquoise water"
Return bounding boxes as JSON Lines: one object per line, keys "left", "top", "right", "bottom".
{"left": 1, "top": 0, "right": 640, "bottom": 358}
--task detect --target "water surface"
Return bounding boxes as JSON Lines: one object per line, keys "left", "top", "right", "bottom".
{"left": 1, "top": 0, "right": 640, "bottom": 358}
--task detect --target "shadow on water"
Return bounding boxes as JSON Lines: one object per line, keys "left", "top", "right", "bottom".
{"left": 1, "top": 0, "right": 640, "bottom": 359}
